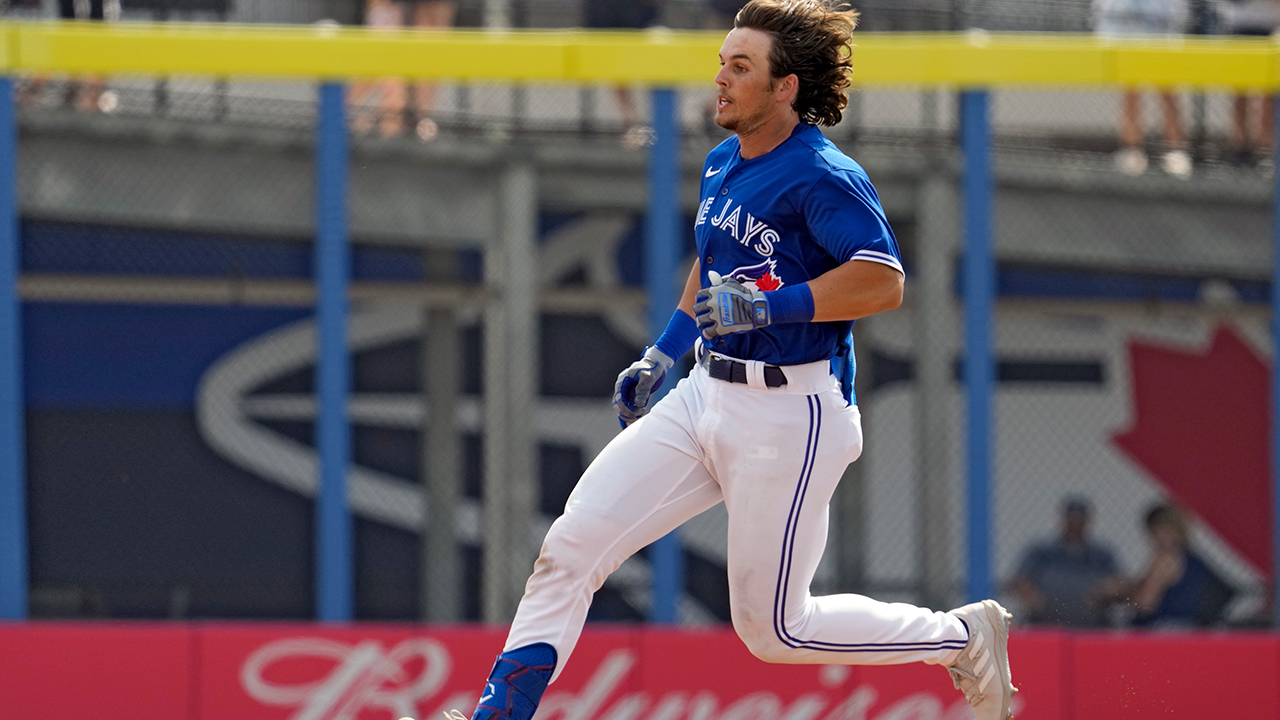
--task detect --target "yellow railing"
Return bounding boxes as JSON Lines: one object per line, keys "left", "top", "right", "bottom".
{"left": 1, "top": 22, "right": 1277, "bottom": 88}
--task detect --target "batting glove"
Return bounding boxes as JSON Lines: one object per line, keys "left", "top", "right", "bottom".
{"left": 693, "top": 272, "right": 770, "bottom": 339}
{"left": 612, "top": 346, "right": 675, "bottom": 427}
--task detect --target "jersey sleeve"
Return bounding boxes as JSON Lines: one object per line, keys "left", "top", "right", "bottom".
{"left": 801, "top": 169, "right": 903, "bottom": 274}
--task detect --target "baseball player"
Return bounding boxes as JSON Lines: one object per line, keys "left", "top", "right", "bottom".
{"left": 445, "top": 2, "right": 1015, "bottom": 719}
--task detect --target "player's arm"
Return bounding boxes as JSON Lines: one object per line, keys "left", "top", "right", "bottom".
{"left": 808, "top": 258, "right": 903, "bottom": 321}
{"left": 692, "top": 259, "right": 902, "bottom": 338}
{"left": 613, "top": 259, "right": 702, "bottom": 427}
{"left": 695, "top": 169, "right": 904, "bottom": 337}
{"left": 676, "top": 258, "right": 701, "bottom": 317}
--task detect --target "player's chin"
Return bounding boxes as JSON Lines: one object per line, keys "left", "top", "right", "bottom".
{"left": 714, "top": 110, "right": 737, "bottom": 131}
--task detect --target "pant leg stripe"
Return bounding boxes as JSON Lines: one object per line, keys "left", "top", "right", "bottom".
{"left": 773, "top": 395, "right": 820, "bottom": 649}
{"left": 772, "top": 396, "right": 965, "bottom": 654}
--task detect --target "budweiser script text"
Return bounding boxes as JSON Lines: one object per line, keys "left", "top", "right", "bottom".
{"left": 240, "top": 637, "right": 1017, "bottom": 720}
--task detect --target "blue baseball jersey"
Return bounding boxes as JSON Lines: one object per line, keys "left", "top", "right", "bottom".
{"left": 695, "top": 123, "right": 903, "bottom": 369}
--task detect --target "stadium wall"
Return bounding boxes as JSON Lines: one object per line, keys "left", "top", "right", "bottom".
{"left": 0, "top": 623, "right": 1275, "bottom": 720}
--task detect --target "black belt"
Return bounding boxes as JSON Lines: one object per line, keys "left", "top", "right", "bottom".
{"left": 699, "top": 348, "right": 787, "bottom": 388}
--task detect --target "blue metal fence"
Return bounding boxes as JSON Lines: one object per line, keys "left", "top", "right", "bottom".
{"left": 0, "top": 77, "right": 23, "bottom": 622}
{"left": 1273, "top": 97, "right": 1280, "bottom": 628}
{"left": 646, "top": 88, "right": 685, "bottom": 624}
{"left": 961, "top": 90, "right": 994, "bottom": 605}
{"left": 314, "top": 82, "right": 353, "bottom": 622}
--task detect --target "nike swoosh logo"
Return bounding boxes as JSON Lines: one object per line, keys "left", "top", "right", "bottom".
{"left": 705, "top": 167, "right": 722, "bottom": 177}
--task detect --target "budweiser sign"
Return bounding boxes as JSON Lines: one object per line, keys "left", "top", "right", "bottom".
{"left": 231, "top": 631, "right": 1015, "bottom": 720}
{"left": 8, "top": 623, "right": 1273, "bottom": 720}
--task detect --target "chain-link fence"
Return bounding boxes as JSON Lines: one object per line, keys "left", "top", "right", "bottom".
{"left": 986, "top": 85, "right": 1275, "bottom": 629}
{"left": 8, "top": 23, "right": 1277, "bottom": 637}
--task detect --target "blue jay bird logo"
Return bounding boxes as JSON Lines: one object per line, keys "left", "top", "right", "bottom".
{"left": 726, "top": 259, "right": 784, "bottom": 291}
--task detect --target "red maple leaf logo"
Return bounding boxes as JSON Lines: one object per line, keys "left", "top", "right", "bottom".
{"left": 1112, "top": 325, "right": 1272, "bottom": 577}
{"left": 755, "top": 272, "right": 782, "bottom": 291}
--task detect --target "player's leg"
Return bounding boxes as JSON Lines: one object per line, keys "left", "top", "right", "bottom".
{"left": 712, "top": 375, "right": 967, "bottom": 667}
{"left": 714, "top": 373, "right": 1015, "bottom": 719}
{"left": 463, "top": 374, "right": 723, "bottom": 720}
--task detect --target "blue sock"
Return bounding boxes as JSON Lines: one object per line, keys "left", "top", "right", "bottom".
{"left": 471, "top": 643, "right": 558, "bottom": 720}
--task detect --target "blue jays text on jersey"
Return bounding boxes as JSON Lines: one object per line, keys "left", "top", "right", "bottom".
{"left": 695, "top": 123, "right": 903, "bottom": 370}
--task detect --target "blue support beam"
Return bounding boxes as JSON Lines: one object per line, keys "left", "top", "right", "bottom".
{"left": 961, "top": 90, "right": 994, "bottom": 604}
{"left": 0, "top": 78, "right": 24, "bottom": 621}
{"left": 1273, "top": 96, "right": 1280, "bottom": 628}
{"left": 315, "top": 83, "right": 352, "bottom": 622}
{"left": 646, "top": 88, "right": 683, "bottom": 623}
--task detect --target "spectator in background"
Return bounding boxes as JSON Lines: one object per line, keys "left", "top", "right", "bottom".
{"left": 1093, "top": 0, "right": 1193, "bottom": 178}
{"left": 1131, "top": 503, "right": 1235, "bottom": 628}
{"left": 1222, "top": 0, "right": 1280, "bottom": 169}
{"left": 350, "top": 0, "right": 409, "bottom": 137}
{"left": 586, "top": 0, "right": 664, "bottom": 149}
{"left": 405, "top": 0, "right": 458, "bottom": 141}
{"left": 1008, "top": 496, "right": 1125, "bottom": 628}
{"left": 19, "top": 0, "right": 120, "bottom": 112}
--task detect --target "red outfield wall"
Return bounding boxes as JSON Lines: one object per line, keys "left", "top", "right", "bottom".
{"left": 0, "top": 624, "right": 1275, "bottom": 719}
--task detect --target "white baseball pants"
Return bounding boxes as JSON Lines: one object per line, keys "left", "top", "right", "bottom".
{"left": 504, "top": 354, "right": 968, "bottom": 681}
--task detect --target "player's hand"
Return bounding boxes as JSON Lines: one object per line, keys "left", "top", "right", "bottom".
{"left": 612, "top": 346, "right": 675, "bottom": 427}
{"left": 693, "top": 270, "right": 770, "bottom": 339}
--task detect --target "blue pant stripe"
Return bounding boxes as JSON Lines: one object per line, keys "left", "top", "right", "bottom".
{"left": 773, "top": 396, "right": 820, "bottom": 650}
{"left": 771, "top": 396, "right": 960, "bottom": 654}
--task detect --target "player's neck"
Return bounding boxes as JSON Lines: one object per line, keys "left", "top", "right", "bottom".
{"left": 736, "top": 113, "right": 801, "bottom": 160}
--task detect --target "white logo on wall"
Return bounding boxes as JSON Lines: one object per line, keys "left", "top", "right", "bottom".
{"left": 195, "top": 213, "right": 651, "bottom": 537}
{"left": 241, "top": 637, "right": 451, "bottom": 720}
{"left": 238, "top": 638, "right": 1003, "bottom": 720}
{"left": 194, "top": 213, "right": 732, "bottom": 620}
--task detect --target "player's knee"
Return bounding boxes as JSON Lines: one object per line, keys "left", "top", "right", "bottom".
{"left": 537, "top": 520, "right": 591, "bottom": 579}
{"left": 535, "top": 514, "right": 619, "bottom": 592}
{"left": 731, "top": 610, "right": 795, "bottom": 664}
{"left": 735, "top": 623, "right": 795, "bottom": 664}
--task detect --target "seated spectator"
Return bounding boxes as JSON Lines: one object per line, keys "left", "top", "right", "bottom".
{"left": 1008, "top": 496, "right": 1124, "bottom": 627}
{"left": 1131, "top": 503, "right": 1235, "bottom": 628}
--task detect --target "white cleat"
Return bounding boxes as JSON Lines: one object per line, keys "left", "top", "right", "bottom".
{"left": 945, "top": 599, "right": 1016, "bottom": 720}
{"left": 442, "top": 712, "right": 467, "bottom": 720}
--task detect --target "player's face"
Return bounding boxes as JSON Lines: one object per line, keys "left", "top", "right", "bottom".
{"left": 714, "top": 28, "right": 783, "bottom": 133}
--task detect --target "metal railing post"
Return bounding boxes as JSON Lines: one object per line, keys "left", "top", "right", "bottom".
{"left": 315, "top": 82, "right": 352, "bottom": 622}
{"left": 647, "top": 88, "right": 683, "bottom": 623}
{"left": 1272, "top": 95, "right": 1280, "bottom": 629}
{"left": 961, "top": 90, "right": 993, "bottom": 604}
{"left": 0, "top": 77, "right": 24, "bottom": 621}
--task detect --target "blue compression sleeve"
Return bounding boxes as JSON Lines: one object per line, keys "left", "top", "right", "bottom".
{"left": 765, "top": 283, "right": 815, "bottom": 325}
{"left": 653, "top": 309, "right": 700, "bottom": 360}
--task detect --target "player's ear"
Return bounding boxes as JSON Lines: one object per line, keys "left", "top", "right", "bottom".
{"left": 776, "top": 73, "right": 799, "bottom": 104}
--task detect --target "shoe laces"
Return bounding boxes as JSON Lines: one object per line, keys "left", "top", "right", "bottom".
{"left": 947, "top": 665, "right": 984, "bottom": 707}
{"left": 443, "top": 711, "right": 468, "bottom": 720}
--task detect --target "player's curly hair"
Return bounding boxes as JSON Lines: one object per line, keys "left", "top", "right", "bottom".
{"left": 733, "top": 0, "right": 858, "bottom": 127}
